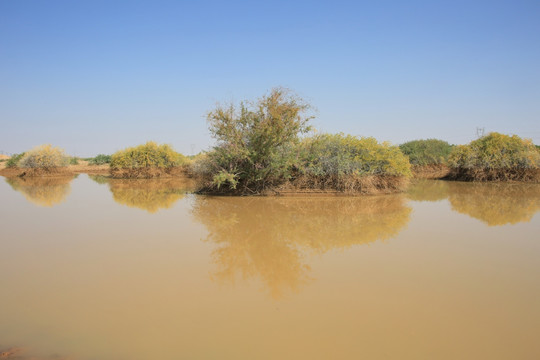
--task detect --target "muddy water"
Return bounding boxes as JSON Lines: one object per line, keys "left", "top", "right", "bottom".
{"left": 0, "top": 176, "right": 539, "bottom": 359}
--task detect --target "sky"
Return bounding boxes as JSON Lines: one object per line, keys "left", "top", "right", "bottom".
{"left": 1, "top": 0, "right": 539, "bottom": 157}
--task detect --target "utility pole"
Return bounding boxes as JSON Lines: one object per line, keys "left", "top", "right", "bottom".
{"left": 476, "top": 127, "right": 485, "bottom": 139}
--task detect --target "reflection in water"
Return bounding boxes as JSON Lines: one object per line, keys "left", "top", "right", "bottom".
{"left": 90, "top": 176, "right": 196, "bottom": 213}
{"left": 192, "top": 196, "right": 411, "bottom": 298}
{"left": 407, "top": 179, "right": 450, "bottom": 202}
{"left": 5, "top": 176, "right": 76, "bottom": 207}
{"left": 447, "top": 182, "right": 540, "bottom": 226}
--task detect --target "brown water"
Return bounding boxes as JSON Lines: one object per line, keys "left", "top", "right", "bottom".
{"left": 1, "top": 176, "right": 539, "bottom": 359}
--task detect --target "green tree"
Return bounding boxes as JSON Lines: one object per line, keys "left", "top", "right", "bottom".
{"left": 399, "top": 139, "right": 453, "bottom": 166}
{"left": 200, "top": 88, "right": 313, "bottom": 193}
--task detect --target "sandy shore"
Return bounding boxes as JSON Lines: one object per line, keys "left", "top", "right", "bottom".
{"left": 0, "top": 346, "right": 73, "bottom": 359}
{"left": 0, "top": 160, "right": 110, "bottom": 177}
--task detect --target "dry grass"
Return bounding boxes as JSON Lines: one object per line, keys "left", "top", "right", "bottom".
{"left": 110, "top": 166, "right": 189, "bottom": 179}
{"left": 276, "top": 174, "right": 409, "bottom": 195}
{"left": 446, "top": 168, "right": 540, "bottom": 182}
{"left": 411, "top": 164, "right": 450, "bottom": 179}
{"left": 0, "top": 160, "right": 109, "bottom": 177}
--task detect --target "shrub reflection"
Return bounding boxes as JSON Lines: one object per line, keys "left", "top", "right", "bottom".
{"left": 91, "top": 176, "right": 195, "bottom": 213}
{"left": 447, "top": 182, "right": 540, "bottom": 226}
{"left": 5, "top": 176, "right": 76, "bottom": 207}
{"left": 192, "top": 196, "right": 411, "bottom": 298}
{"left": 406, "top": 180, "right": 450, "bottom": 202}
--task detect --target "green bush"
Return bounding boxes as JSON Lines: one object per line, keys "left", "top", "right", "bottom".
{"left": 88, "top": 154, "right": 112, "bottom": 165}
{"left": 111, "top": 142, "right": 187, "bottom": 169}
{"left": 399, "top": 139, "right": 453, "bottom": 166}
{"left": 298, "top": 133, "right": 411, "bottom": 177}
{"left": 196, "top": 88, "right": 312, "bottom": 193}
{"left": 18, "top": 145, "right": 69, "bottom": 169}
{"left": 448, "top": 132, "right": 540, "bottom": 181}
{"left": 69, "top": 157, "right": 79, "bottom": 165}
{"left": 6, "top": 153, "right": 25, "bottom": 168}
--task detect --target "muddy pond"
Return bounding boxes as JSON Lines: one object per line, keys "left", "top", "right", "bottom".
{"left": 1, "top": 175, "right": 539, "bottom": 359}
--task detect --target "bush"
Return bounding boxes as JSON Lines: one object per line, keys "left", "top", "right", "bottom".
{"left": 290, "top": 133, "right": 411, "bottom": 193}
{"left": 88, "top": 154, "right": 111, "bottom": 165}
{"left": 110, "top": 142, "right": 187, "bottom": 178}
{"left": 448, "top": 132, "right": 540, "bottom": 181}
{"left": 6, "top": 153, "right": 25, "bottom": 168}
{"left": 399, "top": 139, "right": 453, "bottom": 166}
{"left": 196, "top": 87, "right": 312, "bottom": 193}
{"left": 18, "top": 145, "right": 69, "bottom": 169}
{"left": 69, "top": 157, "right": 79, "bottom": 165}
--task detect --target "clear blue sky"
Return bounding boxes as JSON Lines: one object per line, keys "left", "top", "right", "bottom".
{"left": 1, "top": 0, "right": 539, "bottom": 157}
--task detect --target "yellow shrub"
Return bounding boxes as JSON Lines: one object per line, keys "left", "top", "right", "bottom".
{"left": 110, "top": 142, "right": 187, "bottom": 169}
{"left": 18, "top": 144, "right": 69, "bottom": 169}
{"left": 448, "top": 133, "right": 540, "bottom": 181}
{"left": 449, "top": 133, "right": 540, "bottom": 170}
{"left": 298, "top": 133, "right": 411, "bottom": 177}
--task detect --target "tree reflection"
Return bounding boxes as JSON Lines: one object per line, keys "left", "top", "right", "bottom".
{"left": 90, "top": 176, "right": 196, "bottom": 213}
{"left": 5, "top": 176, "right": 76, "bottom": 207}
{"left": 447, "top": 182, "right": 540, "bottom": 226}
{"left": 406, "top": 179, "right": 450, "bottom": 202}
{"left": 192, "top": 196, "right": 411, "bottom": 298}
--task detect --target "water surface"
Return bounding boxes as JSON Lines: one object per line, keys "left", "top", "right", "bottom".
{"left": 1, "top": 176, "right": 539, "bottom": 359}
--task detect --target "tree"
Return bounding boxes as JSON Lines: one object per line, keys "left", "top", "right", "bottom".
{"left": 201, "top": 87, "right": 313, "bottom": 193}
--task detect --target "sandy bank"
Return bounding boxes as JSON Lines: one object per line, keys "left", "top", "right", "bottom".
{"left": 411, "top": 164, "right": 451, "bottom": 179}
{"left": 0, "top": 160, "right": 109, "bottom": 178}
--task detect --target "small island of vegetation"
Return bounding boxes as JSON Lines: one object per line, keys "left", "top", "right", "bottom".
{"left": 447, "top": 132, "right": 540, "bottom": 181}
{"left": 1, "top": 89, "right": 539, "bottom": 192}
{"left": 110, "top": 141, "right": 189, "bottom": 178}
{"left": 192, "top": 88, "right": 411, "bottom": 195}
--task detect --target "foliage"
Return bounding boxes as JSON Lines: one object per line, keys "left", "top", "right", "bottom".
{"left": 197, "top": 88, "right": 313, "bottom": 193}
{"left": 298, "top": 133, "right": 411, "bottom": 177}
{"left": 399, "top": 139, "right": 453, "bottom": 166}
{"left": 6, "top": 153, "right": 25, "bottom": 168}
{"left": 448, "top": 133, "right": 540, "bottom": 181}
{"left": 69, "top": 157, "right": 79, "bottom": 165}
{"left": 18, "top": 145, "right": 69, "bottom": 169}
{"left": 88, "top": 154, "right": 112, "bottom": 165}
{"left": 110, "top": 142, "right": 187, "bottom": 169}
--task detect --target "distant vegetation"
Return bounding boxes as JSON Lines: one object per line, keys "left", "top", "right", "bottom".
{"left": 87, "top": 154, "right": 111, "bottom": 165}
{"left": 18, "top": 145, "right": 70, "bottom": 170}
{"left": 194, "top": 88, "right": 410, "bottom": 194}
{"left": 110, "top": 141, "right": 188, "bottom": 178}
{"left": 399, "top": 139, "right": 453, "bottom": 166}
{"left": 448, "top": 132, "right": 540, "bottom": 181}
{"left": 6, "top": 152, "right": 25, "bottom": 168}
